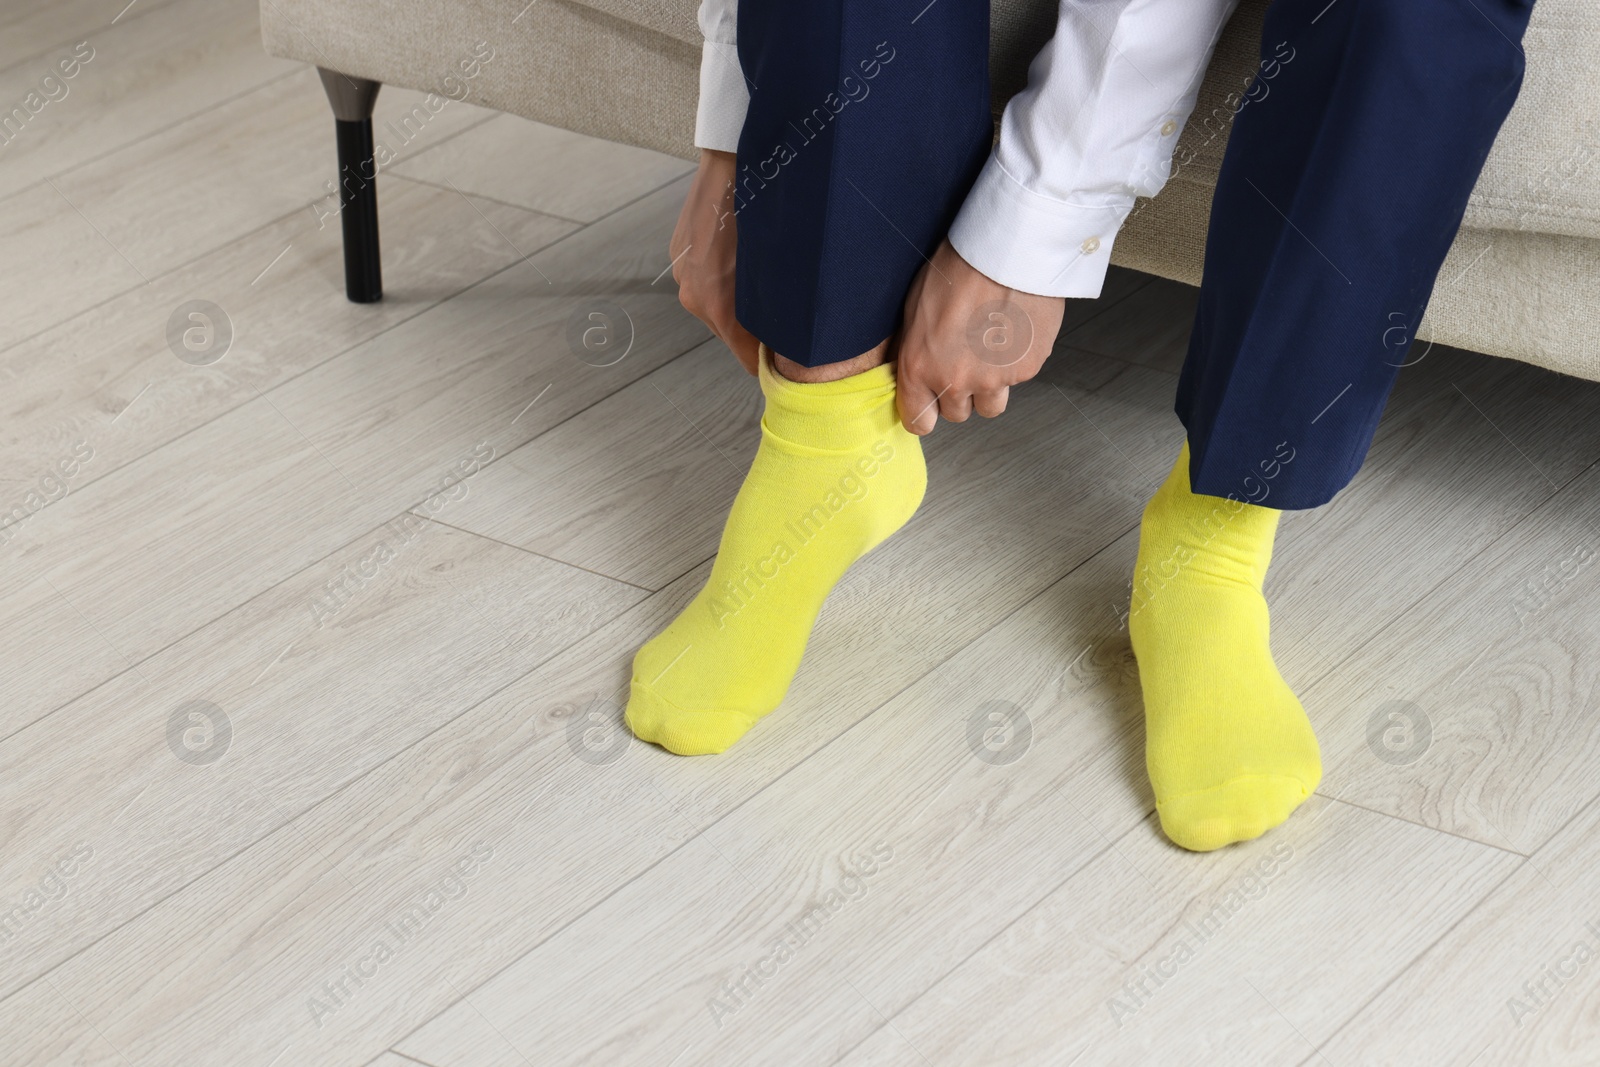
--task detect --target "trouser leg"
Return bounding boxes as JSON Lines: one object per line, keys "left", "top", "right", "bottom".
{"left": 1177, "top": 0, "right": 1537, "bottom": 509}
{"left": 733, "top": 0, "right": 993, "bottom": 368}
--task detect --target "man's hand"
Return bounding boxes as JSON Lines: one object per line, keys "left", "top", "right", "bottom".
{"left": 669, "top": 149, "right": 761, "bottom": 375}
{"left": 896, "top": 239, "right": 1066, "bottom": 434}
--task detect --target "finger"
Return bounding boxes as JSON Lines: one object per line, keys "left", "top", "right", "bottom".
{"left": 706, "top": 304, "right": 759, "bottom": 375}
{"left": 897, "top": 375, "right": 943, "bottom": 436}
{"left": 938, "top": 389, "right": 974, "bottom": 424}
{"left": 728, "top": 322, "right": 762, "bottom": 376}
{"left": 972, "top": 386, "right": 1010, "bottom": 418}
{"left": 677, "top": 285, "right": 709, "bottom": 327}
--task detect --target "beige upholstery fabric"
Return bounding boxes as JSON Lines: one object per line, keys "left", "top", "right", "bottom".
{"left": 259, "top": 0, "right": 699, "bottom": 157}
{"left": 1467, "top": 1, "right": 1600, "bottom": 242}
{"left": 260, "top": 0, "right": 1600, "bottom": 379}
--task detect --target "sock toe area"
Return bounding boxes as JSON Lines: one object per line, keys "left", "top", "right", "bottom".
{"left": 1156, "top": 773, "right": 1317, "bottom": 852}
{"left": 624, "top": 679, "right": 758, "bottom": 756}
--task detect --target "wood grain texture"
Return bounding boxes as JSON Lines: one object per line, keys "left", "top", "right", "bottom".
{"left": 0, "top": 177, "right": 699, "bottom": 737}
{"left": 827, "top": 800, "right": 1514, "bottom": 1067}
{"left": 256, "top": 173, "right": 709, "bottom": 504}
{"left": 392, "top": 342, "right": 1600, "bottom": 1067}
{"left": 438, "top": 338, "right": 763, "bottom": 590}
{"left": 0, "top": 0, "right": 181, "bottom": 71}
{"left": 0, "top": 180, "right": 147, "bottom": 351}
{"left": 393, "top": 533, "right": 1158, "bottom": 1067}
{"left": 0, "top": 176, "right": 576, "bottom": 511}
{"left": 0, "top": 517, "right": 642, "bottom": 1004}
{"left": 0, "top": 576, "right": 709, "bottom": 1067}
{"left": 367, "top": 1055, "right": 440, "bottom": 1067}
{"left": 45, "top": 66, "right": 494, "bottom": 279}
{"left": 0, "top": 0, "right": 296, "bottom": 202}
{"left": 1317, "top": 793, "right": 1600, "bottom": 1066}
{"left": 390, "top": 111, "right": 694, "bottom": 222}
{"left": 1268, "top": 348, "right": 1600, "bottom": 697}
{"left": 0, "top": 180, "right": 574, "bottom": 740}
{"left": 1314, "top": 457, "right": 1600, "bottom": 854}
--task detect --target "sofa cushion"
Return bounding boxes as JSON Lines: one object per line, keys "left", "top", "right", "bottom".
{"left": 1464, "top": 0, "right": 1600, "bottom": 241}
{"left": 564, "top": 0, "right": 698, "bottom": 47}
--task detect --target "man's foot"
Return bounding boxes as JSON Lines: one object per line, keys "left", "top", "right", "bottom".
{"left": 625, "top": 347, "right": 926, "bottom": 754}
{"left": 1129, "top": 443, "right": 1321, "bottom": 851}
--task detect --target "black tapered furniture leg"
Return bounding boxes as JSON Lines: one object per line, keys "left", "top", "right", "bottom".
{"left": 318, "top": 68, "right": 383, "bottom": 303}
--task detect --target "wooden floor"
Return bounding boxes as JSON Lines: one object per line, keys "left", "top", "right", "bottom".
{"left": 5, "top": 2, "right": 1600, "bottom": 1064}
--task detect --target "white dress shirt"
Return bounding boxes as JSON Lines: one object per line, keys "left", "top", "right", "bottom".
{"left": 694, "top": 0, "right": 1240, "bottom": 298}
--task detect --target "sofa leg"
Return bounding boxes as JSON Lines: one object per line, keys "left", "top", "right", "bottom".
{"left": 318, "top": 68, "right": 383, "bottom": 303}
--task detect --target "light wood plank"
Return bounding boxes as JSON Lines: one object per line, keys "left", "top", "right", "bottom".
{"left": 439, "top": 338, "right": 762, "bottom": 590}
{"left": 0, "top": 517, "right": 643, "bottom": 1001}
{"left": 0, "top": 177, "right": 575, "bottom": 505}
{"left": 253, "top": 185, "right": 710, "bottom": 501}
{"left": 1269, "top": 351, "right": 1600, "bottom": 701}
{"left": 1318, "top": 794, "right": 1600, "bottom": 1066}
{"left": 390, "top": 111, "right": 694, "bottom": 222}
{"left": 0, "top": 180, "right": 575, "bottom": 738}
{"left": 368, "top": 1055, "right": 439, "bottom": 1067}
{"left": 45, "top": 65, "right": 495, "bottom": 280}
{"left": 0, "top": 0, "right": 181, "bottom": 71}
{"left": 826, "top": 801, "right": 1513, "bottom": 1067}
{"left": 0, "top": 177, "right": 701, "bottom": 735}
{"left": 0, "top": 180, "right": 146, "bottom": 350}
{"left": 0, "top": 979, "right": 87, "bottom": 1066}
{"left": 0, "top": 575, "right": 132, "bottom": 742}
{"left": 0, "top": 0, "right": 296, "bottom": 202}
{"left": 0, "top": 584, "right": 698, "bottom": 1067}
{"left": 1314, "top": 457, "right": 1600, "bottom": 853}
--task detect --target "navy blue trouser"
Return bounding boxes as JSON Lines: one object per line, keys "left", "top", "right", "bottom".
{"left": 1177, "top": 0, "right": 1536, "bottom": 507}
{"left": 733, "top": 0, "right": 993, "bottom": 365}
{"left": 733, "top": 0, "right": 1536, "bottom": 508}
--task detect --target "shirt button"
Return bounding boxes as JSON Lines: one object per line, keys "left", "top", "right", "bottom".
{"left": 1081, "top": 236, "right": 1101, "bottom": 254}
{"left": 1160, "top": 120, "right": 1178, "bottom": 136}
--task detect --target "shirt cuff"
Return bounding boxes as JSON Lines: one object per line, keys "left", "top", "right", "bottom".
{"left": 947, "top": 156, "right": 1132, "bottom": 299}
{"left": 693, "top": 41, "right": 748, "bottom": 153}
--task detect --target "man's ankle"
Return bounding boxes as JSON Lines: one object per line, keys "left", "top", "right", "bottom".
{"left": 771, "top": 336, "right": 891, "bottom": 383}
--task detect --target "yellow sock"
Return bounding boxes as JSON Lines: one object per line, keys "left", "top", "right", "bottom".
{"left": 1130, "top": 443, "right": 1321, "bottom": 851}
{"left": 626, "top": 347, "right": 926, "bottom": 754}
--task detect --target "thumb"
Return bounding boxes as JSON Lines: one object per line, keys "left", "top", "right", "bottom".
{"left": 897, "top": 370, "right": 942, "bottom": 436}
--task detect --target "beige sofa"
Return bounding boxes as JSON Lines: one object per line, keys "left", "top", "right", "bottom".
{"left": 260, "top": 0, "right": 1600, "bottom": 380}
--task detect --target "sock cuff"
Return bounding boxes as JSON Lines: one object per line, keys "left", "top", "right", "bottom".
{"left": 1146, "top": 441, "right": 1282, "bottom": 584}
{"left": 757, "top": 344, "right": 903, "bottom": 451}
